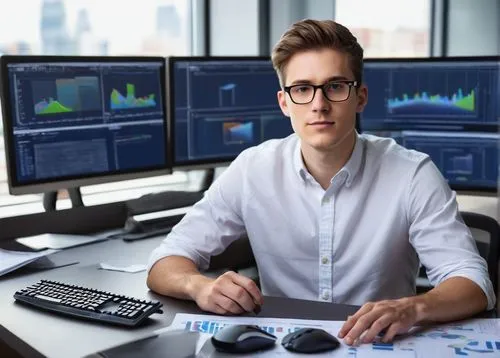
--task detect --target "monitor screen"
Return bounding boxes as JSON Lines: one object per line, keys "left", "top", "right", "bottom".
{"left": 168, "top": 57, "right": 293, "bottom": 168}
{"left": 361, "top": 56, "right": 499, "bottom": 192}
{"left": 361, "top": 57, "right": 499, "bottom": 132}
{"left": 0, "top": 56, "right": 171, "bottom": 195}
{"left": 365, "top": 130, "right": 498, "bottom": 192}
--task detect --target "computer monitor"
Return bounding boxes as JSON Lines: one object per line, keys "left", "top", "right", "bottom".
{"left": 361, "top": 56, "right": 499, "bottom": 133}
{"left": 0, "top": 56, "right": 171, "bottom": 196}
{"left": 365, "top": 130, "right": 498, "bottom": 192}
{"left": 167, "top": 56, "right": 294, "bottom": 169}
{"left": 361, "top": 56, "right": 499, "bottom": 192}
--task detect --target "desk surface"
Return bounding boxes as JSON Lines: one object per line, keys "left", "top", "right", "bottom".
{"left": 0, "top": 236, "right": 360, "bottom": 358}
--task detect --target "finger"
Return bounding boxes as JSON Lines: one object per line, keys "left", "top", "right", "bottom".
{"left": 338, "top": 315, "right": 352, "bottom": 338}
{"left": 361, "top": 314, "right": 393, "bottom": 343}
{"left": 216, "top": 294, "right": 245, "bottom": 315}
{"left": 224, "top": 283, "right": 256, "bottom": 312}
{"left": 343, "top": 309, "right": 385, "bottom": 345}
{"left": 227, "top": 272, "right": 264, "bottom": 305}
{"left": 338, "top": 303, "right": 375, "bottom": 338}
{"left": 382, "top": 322, "right": 408, "bottom": 343}
{"left": 212, "top": 273, "right": 251, "bottom": 311}
{"left": 212, "top": 303, "right": 230, "bottom": 315}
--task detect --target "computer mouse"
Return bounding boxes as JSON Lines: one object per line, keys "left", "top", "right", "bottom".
{"left": 211, "top": 324, "right": 277, "bottom": 353}
{"left": 281, "top": 328, "right": 340, "bottom": 354}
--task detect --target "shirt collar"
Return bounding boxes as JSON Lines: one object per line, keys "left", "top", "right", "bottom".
{"left": 293, "top": 136, "right": 309, "bottom": 181}
{"left": 341, "top": 132, "right": 364, "bottom": 187}
{"left": 293, "top": 132, "right": 365, "bottom": 187}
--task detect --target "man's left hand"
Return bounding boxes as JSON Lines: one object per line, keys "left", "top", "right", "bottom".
{"left": 338, "top": 297, "right": 423, "bottom": 345}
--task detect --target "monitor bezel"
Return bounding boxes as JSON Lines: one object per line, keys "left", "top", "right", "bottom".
{"left": 167, "top": 55, "right": 280, "bottom": 170}
{"left": 362, "top": 55, "right": 499, "bottom": 63}
{"left": 362, "top": 55, "right": 499, "bottom": 194}
{"left": 0, "top": 55, "right": 172, "bottom": 195}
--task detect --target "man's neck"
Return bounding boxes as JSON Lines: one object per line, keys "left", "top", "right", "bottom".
{"left": 301, "top": 132, "right": 357, "bottom": 190}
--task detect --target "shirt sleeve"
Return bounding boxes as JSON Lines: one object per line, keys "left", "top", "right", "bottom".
{"left": 147, "top": 152, "right": 250, "bottom": 273}
{"left": 407, "top": 157, "right": 496, "bottom": 310}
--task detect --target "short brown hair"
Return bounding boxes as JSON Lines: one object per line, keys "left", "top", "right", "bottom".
{"left": 271, "top": 19, "right": 364, "bottom": 88}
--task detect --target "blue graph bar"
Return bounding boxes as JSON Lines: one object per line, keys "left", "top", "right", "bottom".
{"left": 373, "top": 342, "right": 393, "bottom": 351}
{"left": 184, "top": 320, "right": 283, "bottom": 336}
{"left": 261, "top": 326, "right": 274, "bottom": 334}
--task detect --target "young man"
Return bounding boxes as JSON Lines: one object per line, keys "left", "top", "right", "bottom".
{"left": 147, "top": 19, "right": 495, "bottom": 345}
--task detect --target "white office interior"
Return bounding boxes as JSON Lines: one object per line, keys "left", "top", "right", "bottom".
{"left": 0, "top": 1, "right": 499, "bottom": 356}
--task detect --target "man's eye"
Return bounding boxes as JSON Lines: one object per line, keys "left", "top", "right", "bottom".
{"left": 326, "top": 83, "right": 345, "bottom": 91}
{"left": 293, "top": 86, "right": 312, "bottom": 93}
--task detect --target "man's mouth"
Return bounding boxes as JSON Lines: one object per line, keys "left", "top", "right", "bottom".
{"left": 309, "top": 121, "right": 335, "bottom": 126}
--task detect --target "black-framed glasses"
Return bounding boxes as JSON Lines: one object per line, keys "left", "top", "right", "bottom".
{"left": 284, "top": 80, "right": 359, "bottom": 104}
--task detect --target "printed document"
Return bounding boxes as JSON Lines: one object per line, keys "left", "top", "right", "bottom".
{"left": 167, "top": 313, "right": 500, "bottom": 357}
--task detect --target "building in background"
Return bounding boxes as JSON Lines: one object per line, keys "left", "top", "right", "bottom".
{"left": 0, "top": 41, "right": 32, "bottom": 55}
{"left": 40, "top": 1, "right": 108, "bottom": 56}
{"left": 74, "top": 8, "right": 108, "bottom": 55}
{"left": 141, "top": 4, "right": 184, "bottom": 56}
{"left": 40, "top": 0, "right": 74, "bottom": 55}
{"left": 157, "top": 5, "right": 181, "bottom": 37}
{"left": 75, "top": 8, "right": 91, "bottom": 38}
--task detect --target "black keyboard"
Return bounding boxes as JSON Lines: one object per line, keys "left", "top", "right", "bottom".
{"left": 126, "top": 191, "right": 204, "bottom": 215}
{"left": 109, "top": 213, "right": 184, "bottom": 241}
{"left": 14, "top": 280, "right": 163, "bottom": 327}
{"left": 120, "top": 226, "right": 173, "bottom": 242}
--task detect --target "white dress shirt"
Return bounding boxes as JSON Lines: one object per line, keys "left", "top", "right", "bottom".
{"left": 148, "top": 133, "right": 495, "bottom": 309}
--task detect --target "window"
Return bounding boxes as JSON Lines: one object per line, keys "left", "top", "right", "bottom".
{"left": 335, "top": 0, "right": 431, "bottom": 58}
{"left": 0, "top": 0, "right": 192, "bottom": 213}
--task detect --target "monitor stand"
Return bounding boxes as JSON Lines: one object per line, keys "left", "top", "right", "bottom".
{"left": 41, "top": 168, "right": 215, "bottom": 213}
{"left": 124, "top": 168, "right": 215, "bottom": 215}
{"left": 43, "top": 187, "right": 84, "bottom": 212}
{"left": 200, "top": 168, "right": 215, "bottom": 192}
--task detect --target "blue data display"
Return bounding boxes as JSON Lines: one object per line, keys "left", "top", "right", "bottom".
{"left": 366, "top": 130, "right": 499, "bottom": 191}
{"left": 362, "top": 59, "right": 499, "bottom": 132}
{"left": 6, "top": 61, "right": 166, "bottom": 184}
{"left": 171, "top": 59, "right": 293, "bottom": 165}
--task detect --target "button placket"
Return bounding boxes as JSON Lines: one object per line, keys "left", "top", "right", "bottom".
{"left": 318, "top": 190, "right": 334, "bottom": 303}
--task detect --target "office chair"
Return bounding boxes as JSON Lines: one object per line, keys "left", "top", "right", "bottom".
{"left": 417, "top": 211, "right": 500, "bottom": 295}
{"left": 460, "top": 211, "right": 499, "bottom": 295}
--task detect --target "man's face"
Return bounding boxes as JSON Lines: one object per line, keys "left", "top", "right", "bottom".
{"left": 277, "top": 49, "right": 367, "bottom": 152}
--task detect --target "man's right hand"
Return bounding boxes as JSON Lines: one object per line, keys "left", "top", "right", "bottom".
{"left": 190, "top": 271, "right": 263, "bottom": 315}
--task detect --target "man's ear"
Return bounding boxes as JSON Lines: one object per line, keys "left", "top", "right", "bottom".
{"left": 356, "top": 84, "right": 368, "bottom": 113}
{"left": 277, "top": 90, "right": 290, "bottom": 117}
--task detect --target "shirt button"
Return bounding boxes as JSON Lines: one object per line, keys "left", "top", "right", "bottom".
{"left": 322, "top": 291, "right": 330, "bottom": 300}
{"left": 321, "top": 256, "right": 329, "bottom": 265}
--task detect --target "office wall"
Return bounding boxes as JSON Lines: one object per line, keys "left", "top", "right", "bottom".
{"left": 457, "top": 195, "right": 498, "bottom": 220}
{"left": 209, "top": 0, "right": 259, "bottom": 55}
{"left": 446, "top": 0, "right": 500, "bottom": 56}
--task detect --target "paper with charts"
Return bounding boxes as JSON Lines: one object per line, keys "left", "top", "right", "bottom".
{"left": 169, "top": 313, "right": 500, "bottom": 357}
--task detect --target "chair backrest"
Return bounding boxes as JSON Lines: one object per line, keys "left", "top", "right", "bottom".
{"left": 460, "top": 211, "right": 499, "bottom": 295}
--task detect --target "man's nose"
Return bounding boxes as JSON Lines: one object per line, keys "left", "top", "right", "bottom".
{"left": 311, "top": 87, "right": 329, "bottom": 112}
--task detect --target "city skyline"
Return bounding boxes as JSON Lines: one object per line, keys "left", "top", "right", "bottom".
{"left": 0, "top": 0, "right": 188, "bottom": 55}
